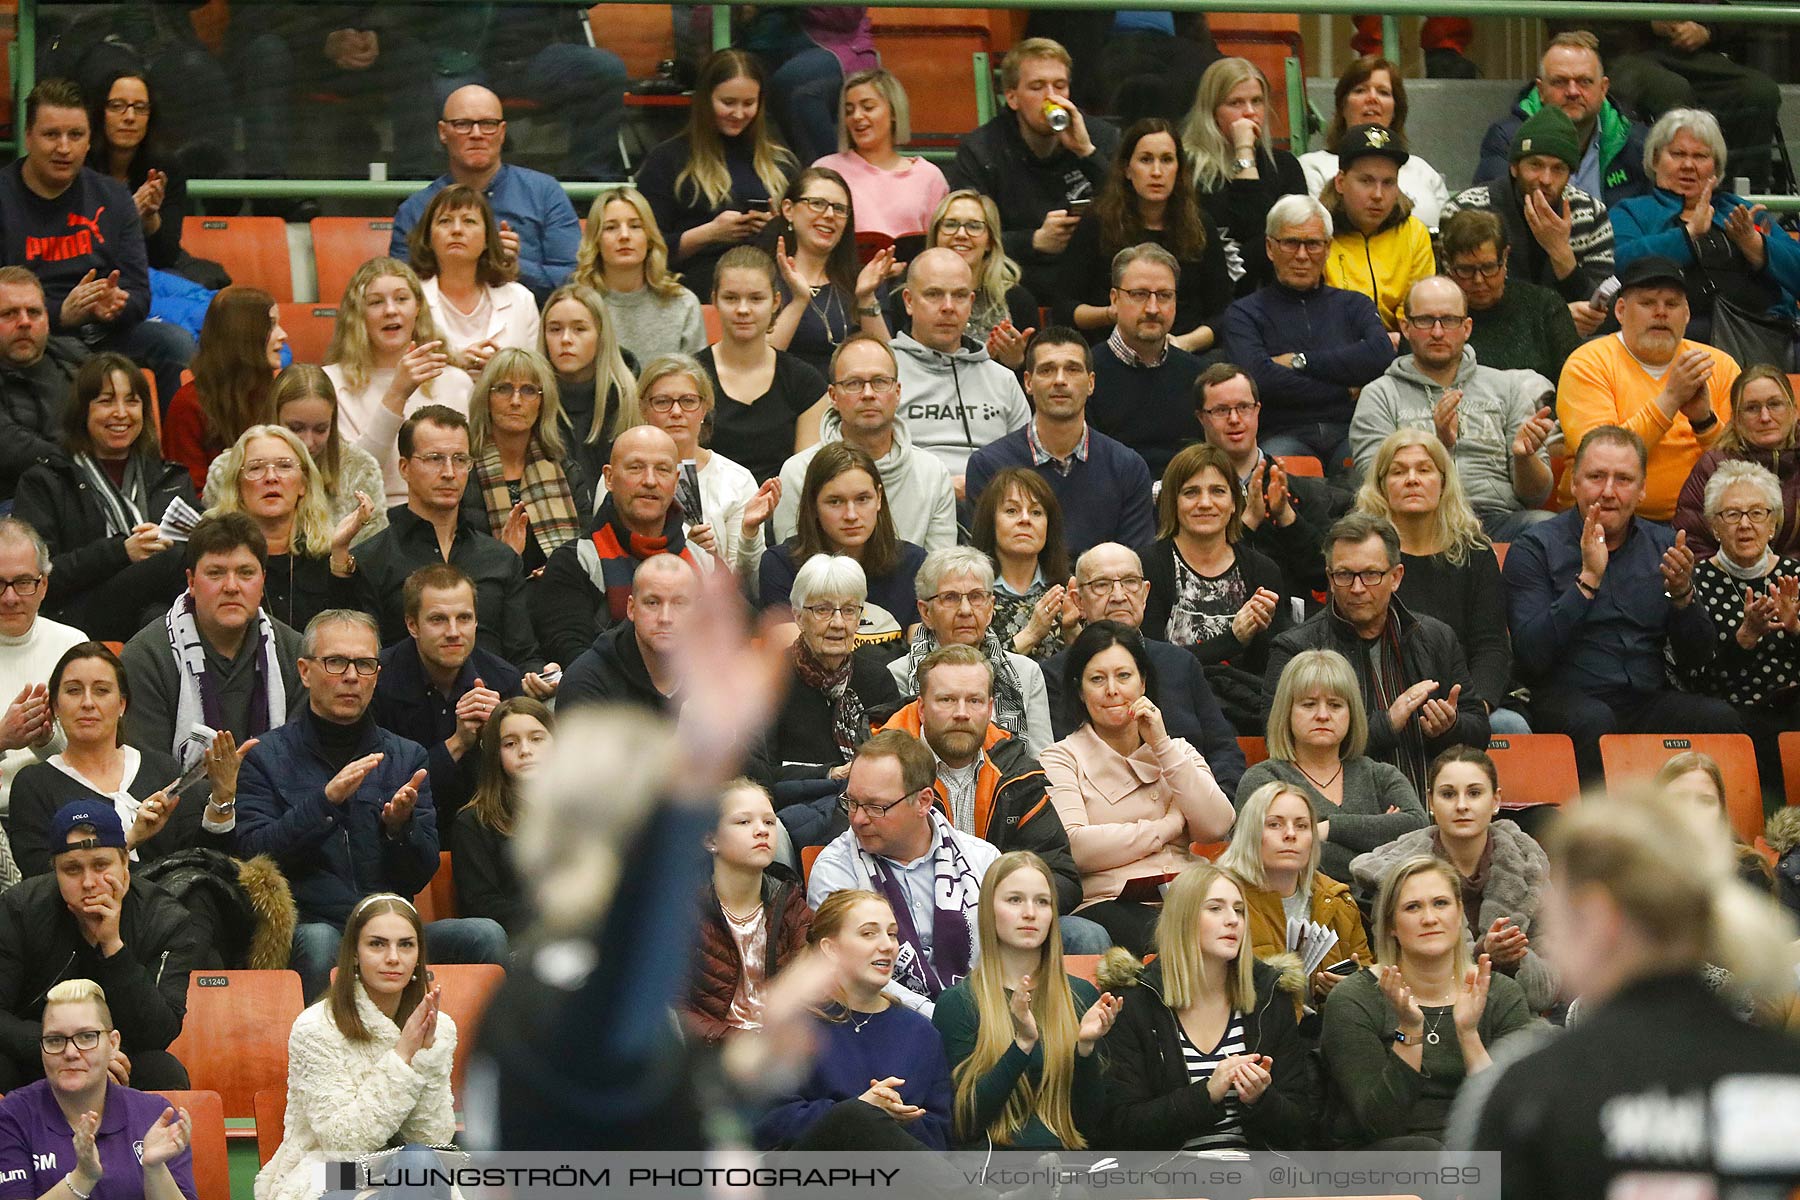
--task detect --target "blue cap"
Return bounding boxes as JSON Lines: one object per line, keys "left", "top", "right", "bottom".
{"left": 50, "top": 800, "right": 127, "bottom": 854}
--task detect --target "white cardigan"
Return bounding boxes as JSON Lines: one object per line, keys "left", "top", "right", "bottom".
{"left": 421, "top": 276, "right": 541, "bottom": 362}
{"left": 325, "top": 362, "right": 475, "bottom": 505}
{"left": 255, "top": 984, "right": 458, "bottom": 1200}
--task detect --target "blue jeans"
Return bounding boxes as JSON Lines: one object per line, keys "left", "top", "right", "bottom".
{"left": 761, "top": 44, "right": 844, "bottom": 164}
{"left": 1488, "top": 706, "right": 1533, "bottom": 735}
{"left": 292, "top": 916, "right": 511, "bottom": 1000}
{"left": 1059, "top": 915, "right": 1112, "bottom": 955}
{"left": 436, "top": 43, "right": 629, "bottom": 180}
{"left": 1480, "top": 507, "right": 1557, "bottom": 542}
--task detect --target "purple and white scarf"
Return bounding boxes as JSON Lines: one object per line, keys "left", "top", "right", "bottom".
{"left": 858, "top": 808, "right": 981, "bottom": 999}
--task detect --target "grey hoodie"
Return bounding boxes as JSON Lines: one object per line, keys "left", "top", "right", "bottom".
{"left": 890, "top": 332, "right": 1031, "bottom": 475}
{"left": 771, "top": 406, "right": 958, "bottom": 550}
{"left": 1350, "top": 346, "right": 1555, "bottom": 518}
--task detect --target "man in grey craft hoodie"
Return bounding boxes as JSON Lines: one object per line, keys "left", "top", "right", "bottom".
{"left": 771, "top": 332, "right": 959, "bottom": 551}
{"left": 891, "top": 249, "right": 1031, "bottom": 496}
{"left": 1350, "top": 276, "right": 1560, "bottom": 543}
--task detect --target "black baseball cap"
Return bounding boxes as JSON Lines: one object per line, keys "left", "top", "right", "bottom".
{"left": 1615, "top": 255, "right": 1689, "bottom": 296}
{"left": 1338, "top": 124, "right": 1409, "bottom": 169}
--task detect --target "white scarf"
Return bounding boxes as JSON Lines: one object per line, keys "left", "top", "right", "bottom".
{"left": 1713, "top": 548, "right": 1778, "bottom": 582}
{"left": 163, "top": 592, "right": 287, "bottom": 770}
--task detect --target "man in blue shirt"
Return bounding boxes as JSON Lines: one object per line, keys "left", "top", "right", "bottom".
{"left": 390, "top": 85, "right": 582, "bottom": 303}
{"left": 965, "top": 327, "right": 1154, "bottom": 558}
{"left": 1503, "top": 423, "right": 1740, "bottom": 783}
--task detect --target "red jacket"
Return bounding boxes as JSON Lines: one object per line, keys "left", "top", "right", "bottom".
{"left": 682, "top": 873, "right": 812, "bottom": 1044}
{"left": 161, "top": 382, "right": 216, "bottom": 492}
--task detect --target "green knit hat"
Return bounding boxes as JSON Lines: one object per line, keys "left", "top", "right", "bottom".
{"left": 1510, "top": 105, "right": 1580, "bottom": 169}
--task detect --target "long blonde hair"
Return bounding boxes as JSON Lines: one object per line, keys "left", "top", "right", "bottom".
{"left": 326, "top": 258, "right": 447, "bottom": 394}
{"left": 953, "top": 852, "right": 1085, "bottom": 1148}
{"left": 1355, "top": 428, "right": 1490, "bottom": 567}
{"left": 575, "top": 187, "right": 685, "bottom": 299}
{"left": 675, "top": 50, "right": 797, "bottom": 212}
{"left": 1217, "top": 781, "right": 1323, "bottom": 891}
{"left": 1371, "top": 854, "right": 1474, "bottom": 978}
{"left": 468, "top": 348, "right": 567, "bottom": 461}
{"left": 1182, "top": 58, "right": 1276, "bottom": 193}
{"left": 929, "top": 189, "right": 1021, "bottom": 332}
{"left": 1154, "top": 861, "right": 1258, "bottom": 1012}
{"left": 539, "top": 283, "right": 639, "bottom": 448}
{"left": 206, "top": 424, "right": 334, "bottom": 556}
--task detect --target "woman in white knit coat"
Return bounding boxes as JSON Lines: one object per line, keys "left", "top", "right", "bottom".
{"left": 256, "top": 895, "right": 456, "bottom": 1200}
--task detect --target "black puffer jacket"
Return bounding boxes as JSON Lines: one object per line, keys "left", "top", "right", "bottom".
{"left": 1099, "top": 953, "right": 1317, "bottom": 1150}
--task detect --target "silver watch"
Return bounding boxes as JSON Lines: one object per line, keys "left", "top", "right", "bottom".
{"left": 1234, "top": 156, "right": 1255, "bottom": 172}
{"left": 1290, "top": 352, "right": 1308, "bottom": 373}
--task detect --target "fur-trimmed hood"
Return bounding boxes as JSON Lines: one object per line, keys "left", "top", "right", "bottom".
{"left": 1766, "top": 807, "right": 1800, "bottom": 857}
{"left": 1096, "top": 945, "right": 1308, "bottom": 1001}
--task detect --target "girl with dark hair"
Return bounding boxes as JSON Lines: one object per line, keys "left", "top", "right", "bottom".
{"left": 969, "top": 468, "right": 1075, "bottom": 661}
{"left": 256, "top": 894, "right": 454, "bottom": 1200}
{"left": 1062, "top": 118, "right": 1231, "bottom": 353}
{"left": 1298, "top": 56, "right": 1450, "bottom": 231}
{"left": 10, "top": 641, "right": 242, "bottom": 877}
{"left": 758, "top": 443, "right": 925, "bottom": 655}
{"left": 701, "top": 246, "right": 829, "bottom": 484}
{"left": 14, "top": 354, "right": 195, "bottom": 639}
{"left": 452, "top": 697, "right": 552, "bottom": 935}
{"left": 767, "top": 166, "right": 896, "bottom": 377}
{"left": 753, "top": 889, "right": 951, "bottom": 1150}
{"left": 1041, "top": 621, "right": 1234, "bottom": 955}
{"left": 162, "top": 286, "right": 287, "bottom": 489}
{"left": 932, "top": 851, "right": 1119, "bottom": 1149}
{"left": 409, "top": 186, "right": 540, "bottom": 375}
{"left": 636, "top": 50, "right": 798, "bottom": 298}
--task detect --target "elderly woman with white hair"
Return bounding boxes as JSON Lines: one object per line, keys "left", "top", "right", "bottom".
{"left": 1671, "top": 457, "right": 1800, "bottom": 792}
{"left": 1610, "top": 107, "right": 1800, "bottom": 347}
{"left": 774, "top": 553, "right": 902, "bottom": 781}
{"left": 889, "top": 546, "right": 1054, "bottom": 757}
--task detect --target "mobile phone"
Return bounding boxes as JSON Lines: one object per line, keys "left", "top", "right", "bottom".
{"left": 1068, "top": 198, "right": 1092, "bottom": 213}
{"left": 1325, "top": 958, "right": 1358, "bottom": 976}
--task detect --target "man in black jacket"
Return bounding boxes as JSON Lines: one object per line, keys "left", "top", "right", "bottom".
{"left": 0, "top": 801, "right": 203, "bottom": 1089}
{"left": 1264, "top": 512, "right": 1488, "bottom": 795}
{"left": 0, "top": 268, "right": 84, "bottom": 502}
{"left": 558, "top": 553, "right": 694, "bottom": 713}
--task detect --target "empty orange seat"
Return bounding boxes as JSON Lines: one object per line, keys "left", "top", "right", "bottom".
{"left": 165, "top": 971, "right": 304, "bottom": 1119}
{"left": 181, "top": 217, "right": 293, "bottom": 302}
{"left": 1238, "top": 736, "right": 1269, "bottom": 767}
{"left": 309, "top": 217, "right": 394, "bottom": 307}
{"left": 1063, "top": 954, "right": 1101, "bottom": 986}
{"left": 431, "top": 962, "right": 506, "bottom": 1102}
{"left": 150, "top": 1091, "right": 230, "bottom": 1200}
{"left": 1598, "top": 733, "right": 1763, "bottom": 842}
{"left": 1275, "top": 455, "right": 1323, "bottom": 478}
{"left": 254, "top": 1087, "right": 286, "bottom": 1165}
{"left": 1486, "top": 734, "right": 1580, "bottom": 810}
{"left": 278, "top": 302, "right": 338, "bottom": 366}
{"left": 414, "top": 851, "right": 457, "bottom": 924}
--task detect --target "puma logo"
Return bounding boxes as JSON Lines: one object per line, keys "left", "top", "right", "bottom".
{"left": 66, "top": 208, "right": 106, "bottom": 244}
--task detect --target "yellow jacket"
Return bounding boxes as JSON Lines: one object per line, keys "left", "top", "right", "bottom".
{"left": 1241, "top": 872, "right": 1374, "bottom": 1017}
{"left": 1324, "top": 218, "right": 1437, "bottom": 332}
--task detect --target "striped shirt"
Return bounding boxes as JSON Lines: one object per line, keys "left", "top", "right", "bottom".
{"left": 1176, "top": 1012, "right": 1250, "bottom": 1150}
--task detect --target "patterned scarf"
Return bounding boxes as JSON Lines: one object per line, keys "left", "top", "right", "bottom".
{"left": 74, "top": 453, "right": 148, "bottom": 537}
{"left": 163, "top": 591, "right": 286, "bottom": 770}
{"left": 576, "top": 495, "right": 698, "bottom": 622}
{"left": 792, "top": 638, "right": 867, "bottom": 762}
{"left": 474, "top": 440, "right": 583, "bottom": 557}
{"left": 903, "top": 626, "right": 1027, "bottom": 737}
{"left": 859, "top": 808, "right": 980, "bottom": 999}
{"left": 1362, "top": 615, "right": 1429, "bottom": 796}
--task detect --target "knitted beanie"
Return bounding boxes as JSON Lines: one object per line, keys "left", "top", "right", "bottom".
{"left": 1510, "top": 105, "right": 1581, "bottom": 168}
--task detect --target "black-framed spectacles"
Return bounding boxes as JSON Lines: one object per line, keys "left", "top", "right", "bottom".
{"left": 308, "top": 655, "right": 381, "bottom": 677}
{"left": 445, "top": 118, "right": 503, "bottom": 134}
{"left": 1327, "top": 567, "right": 1394, "bottom": 588}
{"left": 41, "top": 1029, "right": 105, "bottom": 1054}
{"left": 0, "top": 575, "right": 43, "bottom": 597}
{"left": 838, "top": 791, "right": 915, "bottom": 818}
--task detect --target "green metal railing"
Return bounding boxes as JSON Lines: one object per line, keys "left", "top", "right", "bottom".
{"left": 13, "top": 0, "right": 1800, "bottom": 209}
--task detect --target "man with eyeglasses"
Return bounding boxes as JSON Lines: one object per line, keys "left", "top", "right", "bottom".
{"left": 391, "top": 84, "right": 584, "bottom": 303}
{"left": 0, "top": 268, "right": 87, "bottom": 503}
{"left": 371, "top": 564, "right": 523, "bottom": 835}
{"left": 886, "top": 547, "right": 1052, "bottom": 757}
{"left": 806, "top": 728, "right": 999, "bottom": 1016}
{"left": 1266, "top": 512, "right": 1487, "bottom": 797}
{"left": 773, "top": 331, "right": 957, "bottom": 552}
{"left": 966, "top": 326, "right": 1155, "bottom": 559}
{"left": 0, "top": 801, "right": 203, "bottom": 1089}
{"left": 1476, "top": 32, "right": 1651, "bottom": 209}
{"left": 1439, "top": 209, "right": 1583, "bottom": 385}
{"left": 1041, "top": 543, "right": 1246, "bottom": 795}
{"left": 1088, "top": 244, "right": 1206, "bottom": 479}
{"left": 559, "top": 553, "right": 699, "bottom": 715}
{"left": 351, "top": 406, "right": 547, "bottom": 676}
{"left": 237, "top": 608, "right": 509, "bottom": 999}
{"left": 1442, "top": 104, "right": 1615, "bottom": 338}
{"left": 1224, "top": 196, "right": 1396, "bottom": 481}
{"left": 0, "top": 519, "right": 84, "bottom": 818}
{"left": 891, "top": 249, "right": 1030, "bottom": 493}
{"left": 1351, "top": 276, "right": 1560, "bottom": 542}
{"left": 121, "top": 514, "right": 303, "bottom": 786}
{"left": 534, "top": 424, "right": 712, "bottom": 669}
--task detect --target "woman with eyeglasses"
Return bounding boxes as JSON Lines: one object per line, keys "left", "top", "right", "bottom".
{"left": 9, "top": 640, "right": 241, "bottom": 878}
{"left": 759, "top": 443, "right": 926, "bottom": 658}
{"left": 892, "top": 191, "right": 1037, "bottom": 369}
{"left": 0, "top": 979, "right": 196, "bottom": 1194}
{"left": 1061, "top": 118, "right": 1230, "bottom": 354}
{"left": 572, "top": 187, "right": 707, "bottom": 364}
{"left": 162, "top": 286, "right": 288, "bottom": 491}
{"left": 232, "top": 366, "right": 388, "bottom": 547}
{"left": 772, "top": 554, "right": 900, "bottom": 781}
{"left": 14, "top": 354, "right": 194, "bottom": 641}
{"left": 970, "top": 468, "right": 1076, "bottom": 662}
{"left": 1041, "top": 620, "right": 1234, "bottom": 956}
{"left": 461, "top": 348, "right": 590, "bottom": 577}
{"left": 1438, "top": 210, "right": 1582, "bottom": 385}
{"left": 538, "top": 284, "right": 640, "bottom": 489}
{"left": 203, "top": 425, "right": 373, "bottom": 631}
{"left": 1236, "top": 649, "right": 1426, "bottom": 885}
{"left": 630, "top": 355, "right": 780, "bottom": 582}
{"left": 701, "top": 246, "right": 829, "bottom": 485}
{"left": 813, "top": 68, "right": 949, "bottom": 241}
{"left": 409, "top": 186, "right": 540, "bottom": 377}
{"left": 325, "top": 258, "right": 474, "bottom": 506}
{"left": 766, "top": 167, "right": 896, "bottom": 378}
{"left": 1676, "top": 366, "right": 1800, "bottom": 557}
{"left": 86, "top": 70, "right": 209, "bottom": 282}
{"left": 1141, "top": 443, "right": 1292, "bottom": 677}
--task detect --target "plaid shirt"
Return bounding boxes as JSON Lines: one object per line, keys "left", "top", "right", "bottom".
{"left": 1107, "top": 327, "right": 1169, "bottom": 369}
{"left": 1026, "top": 419, "right": 1091, "bottom": 477}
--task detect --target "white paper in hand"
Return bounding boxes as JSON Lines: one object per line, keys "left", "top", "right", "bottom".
{"left": 1286, "top": 917, "right": 1341, "bottom": 977}
{"left": 159, "top": 496, "right": 205, "bottom": 542}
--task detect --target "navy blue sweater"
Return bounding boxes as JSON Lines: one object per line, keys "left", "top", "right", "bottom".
{"left": 0, "top": 163, "right": 149, "bottom": 338}
{"left": 753, "top": 1003, "right": 953, "bottom": 1150}
{"left": 965, "top": 423, "right": 1156, "bottom": 558}
{"left": 1223, "top": 281, "right": 1394, "bottom": 434}
{"left": 1088, "top": 346, "right": 1205, "bottom": 479}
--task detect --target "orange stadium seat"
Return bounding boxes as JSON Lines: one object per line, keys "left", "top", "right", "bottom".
{"left": 1275, "top": 455, "right": 1323, "bottom": 478}
{"left": 1238, "top": 736, "right": 1268, "bottom": 767}
{"left": 1492, "top": 541, "right": 1509, "bottom": 569}
{"left": 310, "top": 217, "right": 393, "bottom": 307}
{"left": 278, "top": 303, "right": 338, "bottom": 366}
{"left": 1207, "top": 13, "right": 1302, "bottom": 145}
{"left": 413, "top": 852, "right": 457, "bottom": 924}
{"left": 1063, "top": 954, "right": 1101, "bottom": 986}
{"left": 151, "top": 1091, "right": 230, "bottom": 1200}
{"left": 181, "top": 217, "right": 293, "bottom": 302}
{"left": 166, "top": 970, "right": 304, "bottom": 1119}
{"left": 1781, "top": 731, "right": 1800, "bottom": 805}
{"left": 869, "top": 8, "right": 1001, "bottom": 143}
{"left": 1598, "top": 733, "right": 1764, "bottom": 842}
{"left": 254, "top": 1087, "right": 286, "bottom": 1165}
{"left": 1486, "top": 734, "right": 1580, "bottom": 810}
{"left": 431, "top": 962, "right": 506, "bottom": 1102}
{"left": 801, "top": 844, "right": 824, "bottom": 885}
